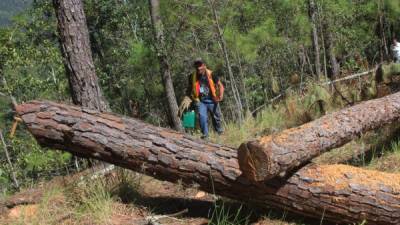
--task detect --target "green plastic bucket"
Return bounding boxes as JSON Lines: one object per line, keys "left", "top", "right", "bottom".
{"left": 182, "top": 111, "right": 196, "bottom": 128}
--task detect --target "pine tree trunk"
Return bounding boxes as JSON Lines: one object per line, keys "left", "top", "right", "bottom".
{"left": 308, "top": 0, "right": 321, "bottom": 79}
{"left": 323, "top": 23, "right": 340, "bottom": 79}
{"left": 378, "top": 0, "right": 389, "bottom": 63}
{"left": 53, "top": 0, "right": 109, "bottom": 112}
{"left": 238, "top": 90, "right": 400, "bottom": 182}
{"left": 16, "top": 100, "right": 400, "bottom": 225}
{"left": 148, "top": 0, "right": 183, "bottom": 132}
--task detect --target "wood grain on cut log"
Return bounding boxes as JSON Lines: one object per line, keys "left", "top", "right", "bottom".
{"left": 16, "top": 101, "right": 400, "bottom": 224}
{"left": 238, "top": 91, "right": 400, "bottom": 182}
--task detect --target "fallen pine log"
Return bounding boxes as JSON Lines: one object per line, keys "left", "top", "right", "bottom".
{"left": 238, "top": 90, "right": 400, "bottom": 182}
{"left": 16, "top": 100, "right": 400, "bottom": 224}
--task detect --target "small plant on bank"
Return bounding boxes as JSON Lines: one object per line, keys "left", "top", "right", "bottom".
{"left": 74, "top": 178, "right": 114, "bottom": 224}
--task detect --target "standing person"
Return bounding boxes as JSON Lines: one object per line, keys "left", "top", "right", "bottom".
{"left": 179, "top": 58, "right": 224, "bottom": 139}
{"left": 392, "top": 38, "right": 400, "bottom": 63}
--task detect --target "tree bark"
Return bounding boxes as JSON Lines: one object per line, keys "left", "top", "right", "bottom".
{"left": 322, "top": 23, "right": 340, "bottom": 79}
{"left": 148, "top": 0, "right": 183, "bottom": 131}
{"left": 16, "top": 100, "right": 400, "bottom": 225}
{"left": 238, "top": 90, "right": 400, "bottom": 182}
{"left": 308, "top": 0, "right": 322, "bottom": 79}
{"left": 53, "top": 0, "right": 109, "bottom": 112}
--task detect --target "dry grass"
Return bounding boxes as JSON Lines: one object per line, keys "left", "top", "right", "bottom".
{"left": 1, "top": 186, "right": 73, "bottom": 225}
{"left": 368, "top": 139, "right": 400, "bottom": 173}
{"left": 369, "top": 153, "right": 400, "bottom": 172}
{"left": 0, "top": 169, "right": 145, "bottom": 225}
{"left": 213, "top": 82, "right": 336, "bottom": 147}
{"left": 212, "top": 105, "right": 286, "bottom": 147}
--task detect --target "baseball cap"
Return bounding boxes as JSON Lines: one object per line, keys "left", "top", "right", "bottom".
{"left": 193, "top": 58, "right": 204, "bottom": 67}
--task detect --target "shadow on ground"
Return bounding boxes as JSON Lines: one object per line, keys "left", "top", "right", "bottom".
{"left": 112, "top": 176, "right": 333, "bottom": 225}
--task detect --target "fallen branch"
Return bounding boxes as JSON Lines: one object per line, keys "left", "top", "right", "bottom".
{"left": 321, "top": 68, "right": 376, "bottom": 85}
{"left": 253, "top": 67, "right": 378, "bottom": 114}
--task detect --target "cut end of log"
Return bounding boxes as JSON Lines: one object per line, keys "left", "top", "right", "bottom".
{"left": 238, "top": 141, "right": 271, "bottom": 182}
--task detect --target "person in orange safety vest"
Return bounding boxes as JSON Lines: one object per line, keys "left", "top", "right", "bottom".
{"left": 179, "top": 58, "right": 224, "bottom": 139}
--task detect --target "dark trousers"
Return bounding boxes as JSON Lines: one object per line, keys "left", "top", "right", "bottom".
{"left": 196, "top": 99, "right": 223, "bottom": 137}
